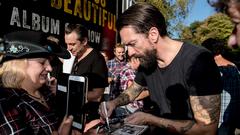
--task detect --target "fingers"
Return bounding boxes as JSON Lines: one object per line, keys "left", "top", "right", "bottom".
{"left": 71, "top": 130, "right": 82, "bottom": 135}
{"left": 124, "top": 112, "right": 143, "bottom": 125}
{"left": 48, "top": 77, "right": 57, "bottom": 95}
{"left": 98, "top": 101, "right": 112, "bottom": 118}
{"left": 58, "top": 115, "right": 73, "bottom": 135}
{"left": 124, "top": 113, "right": 135, "bottom": 124}
{"left": 51, "top": 131, "right": 58, "bottom": 135}
{"left": 99, "top": 117, "right": 106, "bottom": 124}
{"left": 49, "top": 77, "right": 57, "bottom": 85}
{"left": 98, "top": 103, "right": 106, "bottom": 118}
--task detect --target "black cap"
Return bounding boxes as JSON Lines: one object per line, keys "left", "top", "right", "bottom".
{"left": 0, "top": 31, "right": 70, "bottom": 63}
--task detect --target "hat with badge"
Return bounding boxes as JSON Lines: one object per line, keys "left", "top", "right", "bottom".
{"left": 0, "top": 31, "right": 70, "bottom": 63}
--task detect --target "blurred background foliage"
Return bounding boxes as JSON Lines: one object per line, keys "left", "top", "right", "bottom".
{"left": 135, "top": 0, "right": 195, "bottom": 37}
{"left": 180, "top": 13, "right": 234, "bottom": 45}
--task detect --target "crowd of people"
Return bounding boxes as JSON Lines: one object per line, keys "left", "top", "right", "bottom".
{"left": 0, "top": 0, "right": 239, "bottom": 135}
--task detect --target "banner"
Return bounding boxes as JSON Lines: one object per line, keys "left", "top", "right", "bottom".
{"left": 0, "top": 0, "right": 117, "bottom": 51}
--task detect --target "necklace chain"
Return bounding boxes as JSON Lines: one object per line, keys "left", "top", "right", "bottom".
{"left": 27, "top": 93, "right": 45, "bottom": 103}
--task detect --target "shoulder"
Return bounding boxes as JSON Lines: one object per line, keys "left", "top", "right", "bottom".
{"left": 89, "top": 49, "right": 103, "bottom": 58}
{"left": 0, "top": 88, "right": 20, "bottom": 101}
{"left": 87, "top": 49, "right": 106, "bottom": 63}
{"left": 179, "top": 42, "right": 213, "bottom": 67}
{"left": 107, "top": 58, "right": 115, "bottom": 64}
{"left": 182, "top": 42, "right": 211, "bottom": 58}
{"left": 107, "top": 58, "right": 116, "bottom": 67}
{"left": 0, "top": 88, "right": 24, "bottom": 113}
{"left": 219, "top": 65, "right": 240, "bottom": 77}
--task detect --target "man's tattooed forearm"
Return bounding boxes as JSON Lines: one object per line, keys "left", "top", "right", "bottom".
{"left": 164, "top": 120, "right": 195, "bottom": 134}
{"left": 115, "top": 93, "right": 130, "bottom": 106}
{"left": 179, "top": 121, "right": 195, "bottom": 133}
{"left": 150, "top": 117, "right": 196, "bottom": 134}
{"left": 115, "top": 82, "right": 143, "bottom": 106}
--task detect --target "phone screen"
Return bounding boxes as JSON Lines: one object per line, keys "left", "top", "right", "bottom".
{"left": 67, "top": 77, "right": 86, "bottom": 130}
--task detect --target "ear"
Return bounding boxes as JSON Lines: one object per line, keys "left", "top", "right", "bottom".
{"left": 82, "top": 38, "right": 88, "bottom": 46}
{"left": 148, "top": 27, "right": 159, "bottom": 43}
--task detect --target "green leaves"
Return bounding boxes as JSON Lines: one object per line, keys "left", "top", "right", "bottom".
{"left": 135, "top": 0, "right": 195, "bottom": 37}
{"left": 181, "top": 13, "right": 234, "bottom": 45}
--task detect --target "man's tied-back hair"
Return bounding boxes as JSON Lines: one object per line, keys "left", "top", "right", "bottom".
{"left": 116, "top": 2, "right": 167, "bottom": 36}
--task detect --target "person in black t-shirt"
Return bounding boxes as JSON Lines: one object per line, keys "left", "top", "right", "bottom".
{"left": 64, "top": 24, "right": 108, "bottom": 124}
{"left": 99, "top": 3, "right": 222, "bottom": 135}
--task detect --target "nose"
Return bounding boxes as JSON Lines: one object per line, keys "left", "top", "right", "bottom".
{"left": 45, "top": 60, "right": 53, "bottom": 72}
{"left": 127, "top": 46, "right": 136, "bottom": 57}
{"left": 67, "top": 45, "right": 72, "bottom": 51}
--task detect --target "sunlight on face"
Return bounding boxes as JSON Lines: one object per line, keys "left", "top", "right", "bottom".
{"left": 120, "top": 26, "right": 158, "bottom": 70}
{"left": 25, "top": 58, "right": 52, "bottom": 88}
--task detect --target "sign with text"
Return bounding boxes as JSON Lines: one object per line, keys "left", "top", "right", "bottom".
{"left": 0, "top": 0, "right": 117, "bottom": 50}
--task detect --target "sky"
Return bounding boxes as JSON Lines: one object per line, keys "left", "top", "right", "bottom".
{"left": 184, "top": 0, "right": 216, "bottom": 26}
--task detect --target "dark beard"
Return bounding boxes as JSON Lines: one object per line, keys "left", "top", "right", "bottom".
{"left": 138, "top": 49, "right": 158, "bottom": 72}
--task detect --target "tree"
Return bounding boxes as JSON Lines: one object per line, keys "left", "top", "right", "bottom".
{"left": 180, "top": 13, "right": 234, "bottom": 45}
{"left": 180, "top": 13, "right": 240, "bottom": 65}
{"left": 135, "top": 0, "right": 195, "bottom": 37}
{"left": 181, "top": 21, "right": 202, "bottom": 42}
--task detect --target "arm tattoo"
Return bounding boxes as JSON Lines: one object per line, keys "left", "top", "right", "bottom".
{"left": 115, "top": 81, "right": 143, "bottom": 106}
{"left": 115, "top": 93, "right": 130, "bottom": 106}
{"left": 190, "top": 95, "right": 220, "bottom": 124}
{"left": 155, "top": 95, "right": 220, "bottom": 134}
{"left": 179, "top": 121, "right": 195, "bottom": 133}
{"left": 161, "top": 119, "right": 195, "bottom": 134}
{"left": 128, "top": 82, "right": 144, "bottom": 99}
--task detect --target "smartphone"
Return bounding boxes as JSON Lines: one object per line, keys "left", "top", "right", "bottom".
{"left": 67, "top": 75, "right": 88, "bottom": 131}
{"left": 56, "top": 73, "right": 69, "bottom": 120}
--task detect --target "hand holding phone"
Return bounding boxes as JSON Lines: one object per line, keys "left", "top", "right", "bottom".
{"left": 67, "top": 75, "right": 88, "bottom": 131}
{"left": 47, "top": 73, "right": 57, "bottom": 95}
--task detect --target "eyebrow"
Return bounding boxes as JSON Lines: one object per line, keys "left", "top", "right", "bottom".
{"left": 124, "top": 40, "right": 137, "bottom": 46}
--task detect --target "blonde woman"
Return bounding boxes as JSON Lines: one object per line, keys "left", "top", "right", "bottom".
{"left": 0, "top": 31, "right": 71, "bottom": 135}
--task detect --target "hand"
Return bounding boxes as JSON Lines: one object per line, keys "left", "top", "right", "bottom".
{"left": 124, "top": 112, "right": 150, "bottom": 125}
{"left": 52, "top": 115, "right": 73, "bottom": 135}
{"left": 108, "top": 77, "right": 113, "bottom": 83}
{"left": 98, "top": 101, "right": 116, "bottom": 120}
{"left": 48, "top": 76, "right": 57, "bottom": 95}
{"left": 52, "top": 115, "right": 82, "bottom": 135}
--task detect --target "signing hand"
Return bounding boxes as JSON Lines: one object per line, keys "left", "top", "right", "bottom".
{"left": 98, "top": 101, "right": 116, "bottom": 120}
